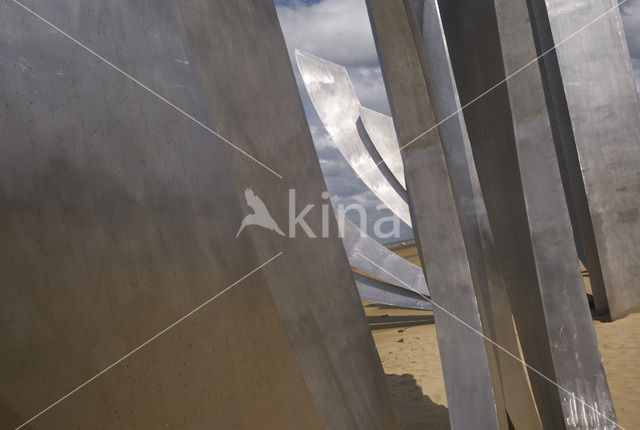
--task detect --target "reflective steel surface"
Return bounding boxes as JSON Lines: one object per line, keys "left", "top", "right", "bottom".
{"left": 438, "top": 0, "right": 617, "bottom": 426}
{"left": 0, "top": 1, "right": 323, "bottom": 428}
{"left": 338, "top": 211, "right": 430, "bottom": 297}
{"left": 528, "top": 0, "right": 640, "bottom": 320}
{"left": 354, "top": 273, "right": 432, "bottom": 311}
{"left": 0, "top": 1, "right": 400, "bottom": 428}
{"left": 296, "top": 50, "right": 412, "bottom": 226}
{"left": 358, "top": 106, "right": 406, "bottom": 189}
{"left": 366, "top": 0, "right": 503, "bottom": 428}
{"left": 179, "top": 2, "right": 400, "bottom": 429}
{"left": 412, "top": 0, "right": 541, "bottom": 427}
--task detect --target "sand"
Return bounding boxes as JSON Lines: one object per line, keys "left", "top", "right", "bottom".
{"left": 365, "top": 245, "right": 640, "bottom": 429}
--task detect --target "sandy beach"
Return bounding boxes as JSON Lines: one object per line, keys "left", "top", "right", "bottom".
{"left": 366, "top": 245, "right": 640, "bottom": 429}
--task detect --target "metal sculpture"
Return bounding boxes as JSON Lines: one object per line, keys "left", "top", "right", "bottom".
{"left": 527, "top": 0, "right": 640, "bottom": 320}
{"left": 409, "top": 0, "right": 542, "bottom": 427}
{"left": 296, "top": 51, "right": 432, "bottom": 309}
{"left": 296, "top": 50, "right": 412, "bottom": 226}
{"left": 177, "top": 2, "right": 400, "bottom": 428}
{"left": 366, "top": 0, "right": 508, "bottom": 427}
{"left": 437, "top": 0, "right": 617, "bottom": 426}
{"left": 354, "top": 272, "right": 432, "bottom": 310}
{"left": 358, "top": 106, "right": 406, "bottom": 188}
{"left": 338, "top": 211, "right": 430, "bottom": 299}
{"left": 0, "top": 0, "right": 399, "bottom": 428}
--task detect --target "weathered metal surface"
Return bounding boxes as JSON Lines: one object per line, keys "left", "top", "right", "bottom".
{"left": 0, "top": 1, "right": 323, "bottom": 428}
{"left": 296, "top": 50, "right": 412, "bottom": 226}
{"left": 177, "top": 2, "right": 400, "bottom": 429}
{"left": 527, "top": 0, "right": 640, "bottom": 320}
{"left": 358, "top": 106, "right": 406, "bottom": 189}
{"left": 353, "top": 272, "right": 432, "bottom": 310}
{"left": 438, "top": 0, "right": 617, "bottom": 427}
{"left": 366, "top": 0, "right": 504, "bottom": 428}
{"left": 410, "top": 0, "right": 542, "bottom": 427}
{"left": 338, "top": 211, "right": 430, "bottom": 297}
{"left": 338, "top": 208, "right": 432, "bottom": 309}
{"left": 0, "top": 1, "right": 399, "bottom": 429}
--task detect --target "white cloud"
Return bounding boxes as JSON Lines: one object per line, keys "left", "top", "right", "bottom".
{"left": 275, "top": 0, "right": 406, "bottom": 242}
{"left": 276, "top": 0, "right": 390, "bottom": 114}
{"left": 276, "top": 0, "right": 378, "bottom": 67}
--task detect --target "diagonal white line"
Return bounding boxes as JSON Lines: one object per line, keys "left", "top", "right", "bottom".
{"left": 9, "top": 0, "right": 284, "bottom": 180}
{"left": 359, "top": 0, "right": 631, "bottom": 181}
{"left": 13, "top": 251, "right": 284, "bottom": 430}
{"left": 354, "top": 249, "right": 624, "bottom": 430}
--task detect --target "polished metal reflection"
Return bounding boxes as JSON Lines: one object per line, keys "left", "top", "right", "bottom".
{"left": 0, "top": 1, "right": 400, "bottom": 428}
{"left": 358, "top": 106, "right": 406, "bottom": 189}
{"left": 437, "top": 0, "right": 617, "bottom": 426}
{"left": 338, "top": 211, "right": 430, "bottom": 297}
{"left": 296, "top": 50, "right": 412, "bottom": 226}
{"left": 527, "top": 0, "right": 640, "bottom": 320}
{"left": 353, "top": 272, "right": 432, "bottom": 310}
{"left": 366, "top": 0, "right": 503, "bottom": 427}
{"left": 179, "top": 2, "right": 401, "bottom": 428}
{"left": 0, "top": 1, "right": 324, "bottom": 427}
{"left": 296, "top": 51, "right": 429, "bottom": 309}
{"left": 411, "top": 0, "right": 541, "bottom": 427}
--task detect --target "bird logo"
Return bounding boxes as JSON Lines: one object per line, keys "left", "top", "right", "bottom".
{"left": 236, "top": 188, "right": 285, "bottom": 237}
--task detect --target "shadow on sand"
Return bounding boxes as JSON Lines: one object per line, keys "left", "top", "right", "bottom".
{"left": 386, "top": 373, "right": 450, "bottom": 429}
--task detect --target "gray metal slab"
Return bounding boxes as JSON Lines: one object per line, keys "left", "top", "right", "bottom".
{"left": 338, "top": 207, "right": 432, "bottom": 310}
{"left": 359, "top": 106, "right": 406, "bottom": 189}
{"left": 410, "top": 0, "right": 542, "bottom": 427}
{"left": 366, "top": 0, "right": 503, "bottom": 428}
{"left": 438, "top": 0, "right": 617, "bottom": 427}
{"left": 0, "top": 1, "right": 399, "bottom": 429}
{"left": 296, "top": 50, "right": 412, "bottom": 226}
{"left": 0, "top": 1, "right": 325, "bottom": 428}
{"left": 177, "top": 1, "right": 400, "bottom": 429}
{"left": 527, "top": 0, "right": 640, "bottom": 320}
{"left": 339, "top": 211, "right": 430, "bottom": 297}
{"left": 354, "top": 272, "right": 432, "bottom": 311}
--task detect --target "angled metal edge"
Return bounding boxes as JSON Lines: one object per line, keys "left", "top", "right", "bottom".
{"left": 412, "top": 0, "right": 542, "bottom": 428}
{"left": 366, "top": 0, "right": 504, "bottom": 428}
{"left": 0, "top": 1, "right": 326, "bottom": 428}
{"left": 353, "top": 272, "right": 433, "bottom": 311}
{"left": 437, "top": 0, "right": 617, "bottom": 426}
{"left": 178, "top": 2, "right": 401, "bottom": 428}
{"left": 338, "top": 210, "right": 430, "bottom": 297}
{"left": 358, "top": 106, "right": 406, "bottom": 189}
{"left": 295, "top": 49, "right": 412, "bottom": 227}
{"left": 527, "top": 0, "right": 640, "bottom": 320}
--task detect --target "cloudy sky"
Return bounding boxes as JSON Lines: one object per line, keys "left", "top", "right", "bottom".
{"left": 274, "top": 0, "right": 640, "bottom": 243}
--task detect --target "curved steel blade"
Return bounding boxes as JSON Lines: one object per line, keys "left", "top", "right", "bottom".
{"left": 296, "top": 49, "right": 412, "bottom": 227}
{"left": 358, "top": 106, "right": 406, "bottom": 189}
{"left": 338, "top": 210, "right": 430, "bottom": 297}
{"left": 353, "top": 272, "right": 432, "bottom": 311}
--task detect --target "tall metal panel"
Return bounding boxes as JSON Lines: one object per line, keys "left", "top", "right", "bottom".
{"left": 296, "top": 50, "right": 412, "bottom": 226}
{"left": 0, "top": 1, "right": 324, "bottom": 428}
{"left": 438, "top": 0, "right": 617, "bottom": 427}
{"left": 353, "top": 272, "right": 433, "bottom": 310}
{"left": 0, "top": 1, "right": 399, "bottom": 429}
{"left": 366, "top": 0, "right": 503, "bottom": 428}
{"left": 410, "top": 1, "right": 542, "bottom": 427}
{"left": 527, "top": 0, "right": 640, "bottom": 320}
{"left": 358, "top": 106, "right": 407, "bottom": 188}
{"left": 339, "top": 213, "right": 430, "bottom": 297}
{"left": 177, "top": 1, "right": 400, "bottom": 429}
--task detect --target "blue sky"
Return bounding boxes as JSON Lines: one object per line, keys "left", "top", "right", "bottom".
{"left": 274, "top": 0, "right": 640, "bottom": 243}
